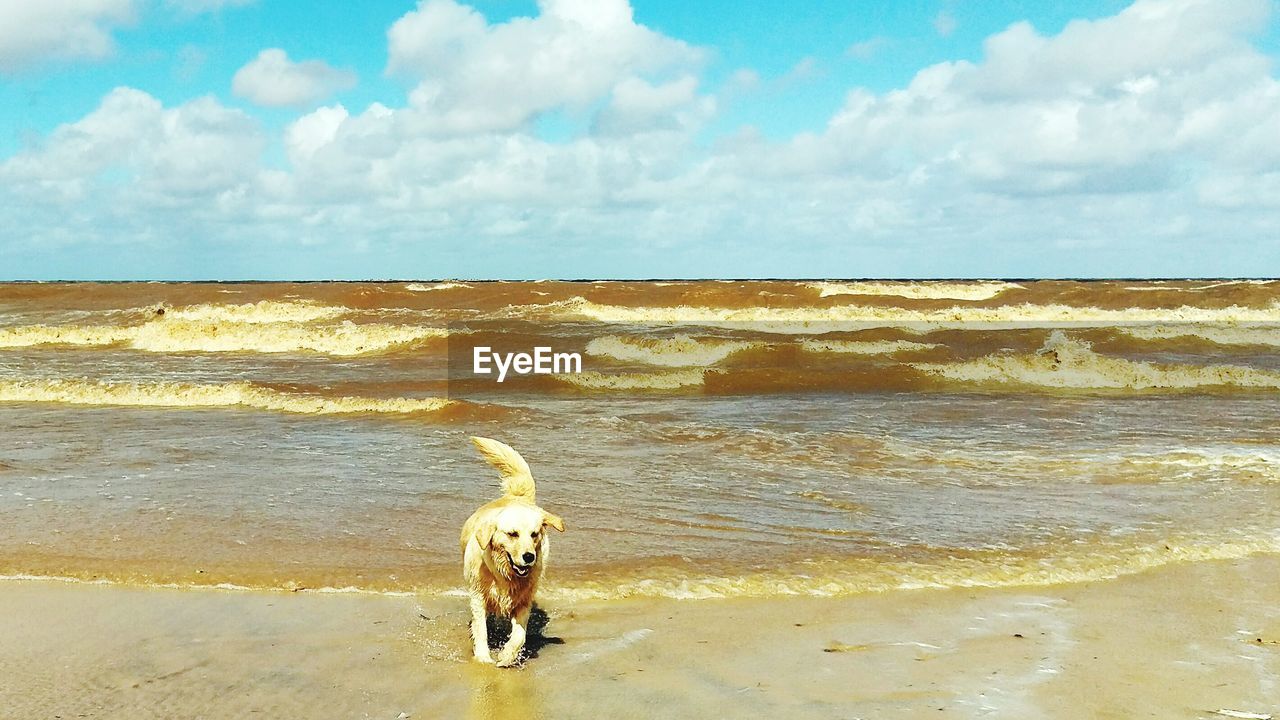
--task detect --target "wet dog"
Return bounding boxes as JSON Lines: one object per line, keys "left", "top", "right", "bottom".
{"left": 460, "top": 437, "right": 564, "bottom": 666}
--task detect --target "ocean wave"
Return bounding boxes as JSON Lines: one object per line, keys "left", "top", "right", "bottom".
{"left": 0, "top": 324, "right": 132, "bottom": 348}
{"left": 796, "top": 490, "right": 868, "bottom": 512}
{"left": 585, "top": 335, "right": 939, "bottom": 369}
{"left": 405, "top": 282, "right": 473, "bottom": 292}
{"left": 6, "top": 536, "right": 1277, "bottom": 601}
{"left": 808, "top": 281, "right": 1021, "bottom": 301}
{"left": 559, "top": 369, "right": 705, "bottom": 390}
{"left": 911, "top": 330, "right": 1280, "bottom": 391}
{"left": 544, "top": 535, "right": 1280, "bottom": 600}
{"left": 1116, "top": 282, "right": 1274, "bottom": 292}
{"left": 869, "top": 441, "right": 1280, "bottom": 484}
{"left": 5, "top": 534, "right": 1278, "bottom": 600}
{"left": 799, "top": 339, "right": 941, "bottom": 355}
{"left": 542, "top": 297, "right": 1280, "bottom": 332}
{"left": 0, "top": 573, "right": 416, "bottom": 597}
{"left": 1119, "top": 324, "right": 1280, "bottom": 347}
{"left": 159, "top": 300, "right": 348, "bottom": 324}
{"left": 0, "top": 378, "right": 454, "bottom": 415}
{"left": 586, "top": 335, "right": 760, "bottom": 367}
{"left": 0, "top": 318, "right": 446, "bottom": 356}
{"left": 1177, "top": 280, "right": 1276, "bottom": 291}
{"left": 543, "top": 331, "right": 1280, "bottom": 394}
{"left": 1121, "top": 448, "right": 1280, "bottom": 481}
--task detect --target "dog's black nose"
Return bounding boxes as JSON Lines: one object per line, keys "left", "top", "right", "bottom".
{"left": 522, "top": 552, "right": 536, "bottom": 564}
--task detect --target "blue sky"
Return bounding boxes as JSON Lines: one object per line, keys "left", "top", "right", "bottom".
{"left": 2, "top": 0, "right": 1279, "bottom": 279}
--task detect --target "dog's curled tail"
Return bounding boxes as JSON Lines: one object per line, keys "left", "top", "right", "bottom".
{"left": 470, "top": 436, "right": 536, "bottom": 500}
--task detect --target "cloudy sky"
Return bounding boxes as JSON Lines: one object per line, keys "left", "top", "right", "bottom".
{"left": 2, "top": 0, "right": 1278, "bottom": 279}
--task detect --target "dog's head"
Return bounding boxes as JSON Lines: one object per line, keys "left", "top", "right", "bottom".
{"left": 476, "top": 504, "right": 565, "bottom": 580}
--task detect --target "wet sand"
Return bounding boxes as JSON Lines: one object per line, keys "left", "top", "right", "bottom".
{"left": 2, "top": 556, "right": 1277, "bottom": 720}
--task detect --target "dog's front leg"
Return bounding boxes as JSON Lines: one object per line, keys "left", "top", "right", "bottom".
{"left": 495, "top": 606, "right": 529, "bottom": 667}
{"left": 469, "top": 594, "right": 493, "bottom": 663}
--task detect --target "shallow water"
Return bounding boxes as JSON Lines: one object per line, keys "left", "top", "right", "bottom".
{"left": 1, "top": 280, "right": 1278, "bottom": 598}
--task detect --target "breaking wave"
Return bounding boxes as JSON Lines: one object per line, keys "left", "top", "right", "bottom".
{"left": 541, "top": 297, "right": 1280, "bottom": 332}
{"left": 586, "top": 335, "right": 760, "bottom": 367}
{"left": 158, "top": 300, "right": 347, "bottom": 324}
{"left": 912, "top": 330, "right": 1280, "bottom": 391}
{"left": 799, "top": 339, "right": 941, "bottom": 355}
{"left": 808, "top": 281, "right": 1021, "bottom": 301}
{"left": 586, "top": 336, "right": 939, "bottom": 369}
{"left": 1119, "top": 324, "right": 1280, "bottom": 347}
{"left": 0, "top": 317, "right": 446, "bottom": 356}
{"left": 1120, "top": 448, "right": 1280, "bottom": 482}
{"left": 557, "top": 331, "right": 1280, "bottom": 394}
{"left": 542, "top": 535, "right": 1280, "bottom": 600}
{"left": 405, "top": 282, "right": 473, "bottom": 292}
{"left": 0, "top": 378, "right": 455, "bottom": 416}
{"left": 560, "top": 369, "right": 706, "bottom": 390}
{"left": 10, "top": 534, "right": 1276, "bottom": 601}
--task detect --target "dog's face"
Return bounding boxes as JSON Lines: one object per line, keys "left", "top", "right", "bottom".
{"left": 477, "top": 504, "right": 564, "bottom": 580}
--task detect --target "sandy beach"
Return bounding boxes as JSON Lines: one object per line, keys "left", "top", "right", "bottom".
{"left": 3, "top": 555, "right": 1277, "bottom": 719}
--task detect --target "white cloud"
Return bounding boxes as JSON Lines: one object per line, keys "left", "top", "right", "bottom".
{"left": 232, "top": 49, "right": 357, "bottom": 108}
{"left": 0, "top": 0, "right": 135, "bottom": 73}
{"left": 593, "top": 76, "right": 715, "bottom": 136}
{"left": 385, "top": 0, "right": 703, "bottom": 134}
{"left": 810, "top": 0, "right": 1280, "bottom": 197}
{"left": 3, "top": 87, "right": 264, "bottom": 202}
{"left": 284, "top": 104, "right": 352, "bottom": 162}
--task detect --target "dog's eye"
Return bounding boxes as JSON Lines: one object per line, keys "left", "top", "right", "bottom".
{"left": 507, "top": 531, "right": 519, "bottom": 538}
{"left": 531, "top": 531, "right": 539, "bottom": 539}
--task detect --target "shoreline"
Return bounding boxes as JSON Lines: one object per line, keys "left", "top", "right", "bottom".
{"left": 2, "top": 555, "right": 1278, "bottom": 719}
{"left": 5, "top": 529, "right": 1280, "bottom": 602}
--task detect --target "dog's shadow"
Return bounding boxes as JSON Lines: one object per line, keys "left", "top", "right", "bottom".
{"left": 484, "top": 605, "right": 565, "bottom": 659}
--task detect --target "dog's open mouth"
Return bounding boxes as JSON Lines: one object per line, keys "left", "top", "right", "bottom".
{"left": 509, "top": 555, "right": 532, "bottom": 577}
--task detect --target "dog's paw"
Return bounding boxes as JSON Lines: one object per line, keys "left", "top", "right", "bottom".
{"left": 494, "top": 652, "right": 522, "bottom": 668}
{"left": 473, "top": 652, "right": 495, "bottom": 664}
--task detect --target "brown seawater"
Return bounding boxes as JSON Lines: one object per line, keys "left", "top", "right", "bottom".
{"left": 1, "top": 280, "right": 1278, "bottom": 599}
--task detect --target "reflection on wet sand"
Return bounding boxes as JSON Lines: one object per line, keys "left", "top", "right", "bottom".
{"left": 465, "top": 607, "right": 561, "bottom": 719}
{"left": 466, "top": 664, "right": 543, "bottom": 720}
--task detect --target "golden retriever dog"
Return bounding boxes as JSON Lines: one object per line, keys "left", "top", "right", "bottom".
{"left": 461, "top": 436, "right": 564, "bottom": 666}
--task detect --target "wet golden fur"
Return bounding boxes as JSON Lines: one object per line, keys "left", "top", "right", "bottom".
{"left": 460, "top": 437, "right": 564, "bottom": 666}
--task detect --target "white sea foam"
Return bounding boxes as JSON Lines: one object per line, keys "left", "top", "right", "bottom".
{"left": 0, "top": 378, "right": 453, "bottom": 415}
{"left": 586, "top": 335, "right": 760, "bottom": 367}
{"left": 161, "top": 300, "right": 347, "bottom": 324}
{"left": 560, "top": 369, "right": 705, "bottom": 390}
{"left": 536, "top": 297, "right": 1280, "bottom": 333}
{"left": 405, "top": 282, "right": 473, "bottom": 292}
{"left": 0, "top": 317, "right": 446, "bottom": 356}
{"left": 912, "top": 330, "right": 1280, "bottom": 390}
{"left": 800, "top": 339, "right": 941, "bottom": 355}
{"left": 1120, "top": 324, "right": 1280, "bottom": 347}
{"left": 809, "top": 281, "right": 1021, "bottom": 300}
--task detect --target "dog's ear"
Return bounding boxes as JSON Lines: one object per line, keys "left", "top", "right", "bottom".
{"left": 475, "top": 520, "right": 497, "bottom": 548}
{"left": 542, "top": 511, "right": 565, "bottom": 533}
